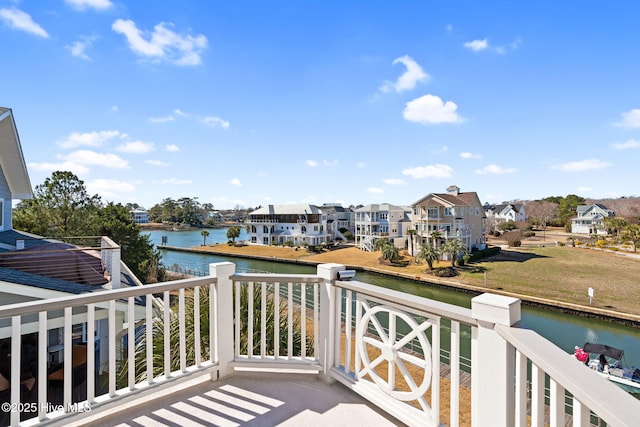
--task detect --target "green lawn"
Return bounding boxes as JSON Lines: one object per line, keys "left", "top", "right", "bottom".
{"left": 457, "top": 246, "right": 640, "bottom": 316}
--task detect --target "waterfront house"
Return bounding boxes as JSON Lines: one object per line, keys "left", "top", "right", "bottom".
{"left": 131, "top": 209, "right": 150, "bottom": 224}
{"left": 411, "top": 185, "right": 486, "bottom": 255}
{"left": 247, "top": 204, "right": 331, "bottom": 246}
{"left": 320, "top": 203, "right": 354, "bottom": 242}
{"left": 484, "top": 202, "right": 527, "bottom": 232}
{"left": 571, "top": 204, "right": 615, "bottom": 235}
{"left": 355, "top": 203, "right": 411, "bottom": 251}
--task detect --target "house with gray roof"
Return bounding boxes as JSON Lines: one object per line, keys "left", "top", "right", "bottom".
{"left": 571, "top": 204, "right": 615, "bottom": 235}
{"left": 355, "top": 203, "right": 411, "bottom": 252}
{"left": 247, "top": 204, "right": 331, "bottom": 246}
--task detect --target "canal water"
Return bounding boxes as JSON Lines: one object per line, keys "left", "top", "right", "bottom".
{"left": 145, "top": 228, "right": 640, "bottom": 390}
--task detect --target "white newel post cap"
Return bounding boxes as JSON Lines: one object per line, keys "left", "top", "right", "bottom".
{"left": 317, "top": 263, "right": 346, "bottom": 281}
{"left": 472, "top": 293, "right": 521, "bottom": 326}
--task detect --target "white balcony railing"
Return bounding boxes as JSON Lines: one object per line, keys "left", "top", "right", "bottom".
{"left": 0, "top": 262, "right": 637, "bottom": 427}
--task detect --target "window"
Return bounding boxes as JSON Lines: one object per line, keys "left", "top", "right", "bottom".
{"left": 444, "top": 207, "right": 453, "bottom": 216}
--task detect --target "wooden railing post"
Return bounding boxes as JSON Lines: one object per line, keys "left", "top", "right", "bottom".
{"left": 317, "top": 263, "right": 345, "bottom": 383}
{"left": 209, "top": 262, "right": 236, "bottom": 379}
{"left": 471, "top": 293, "right": 521, "bottom": 427}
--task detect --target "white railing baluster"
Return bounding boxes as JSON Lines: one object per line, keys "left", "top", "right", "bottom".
{"left": 449, "top": 320, "right": 460, "bottom": 427}
{"left": 109, "top": 299, "right": 116, "bottom": 397}
{"left": 261, "top": 282, "right": 266, "bottom": 358}
{"left": 313, "top": 283, "right": 319, "bottom": 360}
{"left": 128, "top": 296, "right": 135, "bottom": 390}
{"left": 38, "top": 311, "right": 47, "bottom": 421}
{"left": 10, "top": 315, "right": 20, "bottom": 427}
{"left": 515, "top": 349, "right": 527, "bottom": 427}
{"left": 572, "top": 399, "right": 589, "bottom": 426}
{"left": 549, "top": 378, "right": 565, "bottom": 427}
{"left": 301, "top": 283, "right": 306, "bottom": 360}
{"left": 431, "top": 317, "right": 440, "bottom": 426}
{"left": 274, "top": 283, "right": 280, "bottom": 359}
{"left": 344, "top": 289, "right": 352, "bottom": 375}
{"left": 333, "top": 286, "right": 342, "bottom": 369}
{"left": 388, "top": 311, "right": 396, "bottom": 389}
{"left": 531, "top": 364, "right": 545, "bottom": 427}
{"left": 146, "top": 294, "right": 153, "bottom": 383}
{"left": 247, "top": 281, "right": 254, "bottom": 358}
{"left": 87, "top": 303, "right": 95, "bottom": 402}
{"left": 354, "top": 295, "right": 362, "bottom": 375}
{"left": 179, "top": 288, "right": 186, "bottom": 372}
{"left": 234, "top": 280, "right": 240, "bottom": 358}
{"left": 194, "top": 286, "right": 201, "bottom": 367}
{"left": 163, "top": 291, "right": 170, "bottom": 379}
{"left": 64, "top": 306, "right": 72, "bottom": 409}
{"left": 287, "top": 282, "right": 293, "bottom": 359}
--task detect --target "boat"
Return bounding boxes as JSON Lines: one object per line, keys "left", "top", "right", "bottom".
{"left": 574, "top": 343, "right": 640, "bottom": 391}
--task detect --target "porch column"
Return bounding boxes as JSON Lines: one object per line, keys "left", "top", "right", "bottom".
{"left": 317, "top": 263, "right": 345, "bottom": 383}
{"left": 210, "top": 262, "right": 236, "bottom": 379}
{"left": 471, "top": 293, "right": 521, "bottom": 427}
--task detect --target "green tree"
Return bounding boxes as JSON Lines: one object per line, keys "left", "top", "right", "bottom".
{"left": 227, "top": 226, "right": 241, "bottom": 243}
{"left": 380, "top": 243, "right": 400, "bottom": 262}
{"left": 441, "top": 239, "right": 467, "bottom": 268}
{"left": 374, "top": 237, "right": 391, "bottom": 251}
{"left": 415, "top": 243, "right": 440, "bottom": 270}
{"left": 13, "top": 171, "right": 101, "bottom": 237}
{"left": 621, "top": 224, "right": 640, "bottom": 252}
{"left": 201, "top": 230, "right": 210, "bottom": 246}
{"left": 558, "top": 194, "right": 586, "bottom": 230}
{"left": 97, "top": 203, "right": 165, "bottom": 283}
{"left": 430, "top": 230, "right": 442, "bottom": 247}
{"left": 604, "top": 217, "right": 629, "bottom": 238}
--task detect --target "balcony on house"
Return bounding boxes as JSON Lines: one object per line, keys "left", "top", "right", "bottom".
{"left": 0, "top": 261, "right": 638, "bottom": 427}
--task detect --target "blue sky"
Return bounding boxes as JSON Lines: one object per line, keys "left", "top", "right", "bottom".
{"left": 2, "top": 1, "right": 640, "bottom": 210}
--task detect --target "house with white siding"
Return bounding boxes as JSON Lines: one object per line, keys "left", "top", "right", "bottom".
{"left": 571, "top": 204, "right": 615, "bottom": 235}
{"left": 247, "top": 204, "right": 331, "bottom": 246}
{"left": 355, "top": 203, "right": 411, "bottom": 252}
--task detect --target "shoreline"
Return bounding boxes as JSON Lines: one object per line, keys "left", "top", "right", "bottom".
{"left": 159, "top": 244, "right": 640, "bottom": 328}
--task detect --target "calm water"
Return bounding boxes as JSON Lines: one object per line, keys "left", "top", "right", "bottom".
{"left": 145, "top": 228, "right": 640, "bottom": 376}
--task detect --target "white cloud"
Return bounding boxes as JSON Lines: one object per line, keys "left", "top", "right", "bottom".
{"left": 27, "top": 161, "right": 90, "bottom": 175}
{"left": 86, "top": 179, "right": 134, "bottom": 199}
{"left": 322, "top": 160, "right": 338, "bottom": 167}
{"left": 160, "top": 178, "right": 192, "bottom": 185}
{"left": 65, "top": 0, "right": 113, "bottom": 10}
{"left": 58, "top": 130, "right": 121, "bottom": 148}
{"left": 383, "top": 178, "right": 406, "bottom": 185}
{"left": 112, "top": 19, "right": 207, "bottom": 66}
{"left": 356, "top": 162, "right": 366, "bottom": 168}
{"left": 165, "top": 144, "right": 180, "bottom": 152}
{"left": 367, "top": 187, "right": 384, "bottom": 194}
{"left": 612, "top": 138, "right": 640, "bottom": 149}
{"left": 59, "top": 150, "right": 129, "bottom": 169}
{"left": 0, "top": 8, "right": 49, "bottom": 38}
{"left": 150, "top": 115, "right": 175, "bottom": 123}
{"left": 616, "top": 109, "right": 640, "bottom": 128}
{"left": 402, "top": 164, "right": 453, "bottom": 179}
{"left": 403, "top": 94, "right": 464, "bottom": 124}
{"left": 229, "top": 178, "right": 242, "bottom": 186}
{"left": 380, "top": 55, "right": 429, "bottom": 93}
{"left": 552, "top": 158, "right": 611, "bottom": 172}
{"left": 203, "top": 116, "right": 230, "bottom": 129}
{"left": 66, "top": 36, "right": 97, "bottom": 60}
{"left": 474, "top": 164, "right": 517, "bottom": 175}
{"left": 117, "top": 141, "right": 154, "bottom": 153}
{"left": 460, "top": 151, "right": 481, "bottom": 159}
{"left": 464, "top": 39, "right": 488, "bottom": 52}
{"left": 146, "top": 159, "right": 170, "bottom": 166}
{"left": 305, "top": 160, "right": 319, "bottom": 167}
{"left": 111, "top": 106, "right": 119, "bottom": 112}
{"left": 174, "top": 109, "right": 189, "bottom": 117}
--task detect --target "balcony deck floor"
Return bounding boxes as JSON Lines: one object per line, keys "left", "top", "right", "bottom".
{"left": 67, "top": 372, "right": 405, "bottom": 427}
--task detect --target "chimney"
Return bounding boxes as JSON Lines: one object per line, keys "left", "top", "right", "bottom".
{"left": 446, "top": 185, "right": 460, "bottom": 196}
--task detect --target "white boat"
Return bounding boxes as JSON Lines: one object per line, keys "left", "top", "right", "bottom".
{"left": 574, "top": 343, "right": 640, "bottom": 392}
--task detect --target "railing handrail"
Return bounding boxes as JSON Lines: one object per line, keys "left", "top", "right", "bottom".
{"left": 231, "top": 273, "right": 323, "bottom": 283}
{"left": 336, "top": 279, "right": 477, "bottom": 325}
{"left": 0, "top": 275, "right": 216, "bottom": 318}
{"left": 496, "top": 324, "right": 638, "bottom": 426}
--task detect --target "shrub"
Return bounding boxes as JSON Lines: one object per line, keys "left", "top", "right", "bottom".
{"left": 493, "top": 230, "right": 501, "bottom": 237}
{"left": 284, "top": 240, "right": 294, "bottom": 247}
{"left": 523, "top": 231, "right": 535, "bottom": 238}
{"left": 596, "top": 240, "right": 607, "bottom": 248}
{"left": 505, "top": 231, "right": 523, "bottom": 247}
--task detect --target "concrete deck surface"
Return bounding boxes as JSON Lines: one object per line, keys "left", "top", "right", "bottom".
{"left": 68, "top": 372, "right": 404, "bottom": 427}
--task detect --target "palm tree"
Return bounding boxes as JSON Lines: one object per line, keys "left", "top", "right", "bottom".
{"left": 380, "top": 243, "right": 399, "bottom": 262}
{"left": 441, "top": 238, "right": 467, "bottom": 267}
{"left": 407, "top": 229, "right": 416, "bottom": 255}
{"left": 201, "top": 229, "right": 210, "bottom": 246}
{"left": 621, "top": 224, "right": 640, "bottom": 253}
{"left": 430, "top": 230, "right": 443, "bottom": 247}
{"left": 227, "top": 225, "right": 241, "bottom": 243}
{"left": 374, "top": 237, "right": 390, "bottom": 252}
{"left": 415, "top": 243, "right": 440, "bottom": 270}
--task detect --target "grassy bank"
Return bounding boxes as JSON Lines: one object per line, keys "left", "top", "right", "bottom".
{"left": 190, "top": 243, "right": 640, "bottom": 320}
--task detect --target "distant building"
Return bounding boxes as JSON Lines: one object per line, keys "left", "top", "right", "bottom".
{"left": 320, "top": 203, "right": 354, "bottom": 241}
{"left": 132, "top": 209, "right": 150, "bottom": 224}
{"left": 571, "top": 204, "right": 615, "bottom": 235}
{"left": 483, "top": 203, "right": 526, "bottom": 231}
{"left": 355, "top": 203, "right": 411, "bottom": 252}
{"left": 247, "top": 204, "right": 331, "bottom": 246}
{"left": 411, "top": 185, "right": 486, "bottom": 256}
